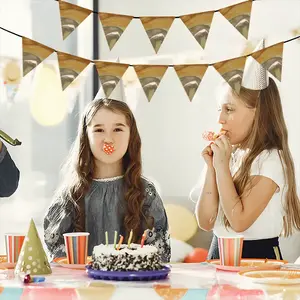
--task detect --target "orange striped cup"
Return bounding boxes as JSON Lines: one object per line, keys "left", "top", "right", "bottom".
{"left": 63, "top": 232, "right": 89, "bottom": 264}
{"left": 5, "top": 234, "right": 25, "bottom": 263}
{"left": 218, "top": 235, "right": 244, "bottom": 266}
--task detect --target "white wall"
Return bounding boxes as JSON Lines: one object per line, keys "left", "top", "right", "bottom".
{"left": 0, "top": 0, "right": 300, "bottom": 261}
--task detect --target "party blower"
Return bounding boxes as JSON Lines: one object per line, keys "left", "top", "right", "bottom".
{"left": 0, "top": 130, "right": 22, "bottom": 146}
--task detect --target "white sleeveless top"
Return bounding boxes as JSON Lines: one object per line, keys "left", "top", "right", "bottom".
{"left": 213, "top": 149, "right": 286, "bottom": 240}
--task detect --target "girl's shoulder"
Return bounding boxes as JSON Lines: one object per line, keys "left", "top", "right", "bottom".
{"left": 250, "top": 149, "right": 285, "bottom": 188}
{"left": 141, "top": 176, "right": 158, "bottom": 197}
{"left": 252, "top": 149, "right": 283, "bottom": 168}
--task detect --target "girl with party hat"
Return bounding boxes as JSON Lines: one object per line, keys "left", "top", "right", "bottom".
{"left": 43, "top": 98, "right": 170, "bottom": 263}
{"left": 195, "top": 40, "right": 300, "bottom": 259}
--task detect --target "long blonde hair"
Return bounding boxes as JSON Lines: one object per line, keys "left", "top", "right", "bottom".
{"left": 220, "top": 78, "right": 300, "bottom": 236}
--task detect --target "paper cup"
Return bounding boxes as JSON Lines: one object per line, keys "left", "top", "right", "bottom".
{"left": 218, "top": 235, "right": 244, "bottom": 266}
{"left": 5, "top": 234, "right": 25, "bottom": 263}
{"left": 63, "top": 232, "right": 89, "bottom": 264}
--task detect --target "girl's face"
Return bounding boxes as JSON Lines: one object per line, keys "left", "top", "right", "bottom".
{"left": 218, "top": 90, "right": 256, "bottom": 145}
{"left": 87, "top": 108, "right": 130, "bottom": 164}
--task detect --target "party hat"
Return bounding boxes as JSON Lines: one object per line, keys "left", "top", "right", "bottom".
{"left": 15, "top": 219, "right": 52, "bottom": 275}
{"left": 241, "top": 39, "right": 269, "bottom": 90}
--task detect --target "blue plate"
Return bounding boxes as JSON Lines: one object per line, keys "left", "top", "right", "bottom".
{"left": 86, "top": 265, "right": 171, "bottom": 281}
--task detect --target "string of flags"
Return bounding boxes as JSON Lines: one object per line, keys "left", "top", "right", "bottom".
{"left": 1, "top": 25, "right": 297, "bottom": 101}
{"left": 58, "top": 0, "right": 254, "bottom": 52}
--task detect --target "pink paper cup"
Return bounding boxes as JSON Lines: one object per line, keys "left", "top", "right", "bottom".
{"left": 218, "top": 235, "right": 244, "bottom": 266}
{"left": 63, "top": 232, "right": 89, "bottom": 264}
{"left": 5, "top": 234, "right": 25, "bottom": 263}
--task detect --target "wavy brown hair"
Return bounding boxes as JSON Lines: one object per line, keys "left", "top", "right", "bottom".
{"left": 53, "top": 98, "right": 148, "bottom": 241}
{"left": 220, "top": 78, "right": 300, "bottom": 236}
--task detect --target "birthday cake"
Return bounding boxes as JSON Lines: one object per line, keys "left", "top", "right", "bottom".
{"left": 90, "top": 243, "right": 164, "bottom": 272}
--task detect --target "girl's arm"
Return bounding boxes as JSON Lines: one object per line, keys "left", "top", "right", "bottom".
{"left": 212, "top": 136, "right": 281, "bottom": 232}
{"left": 44, "top": 199, "right": 75, "bottom": 259}
{"left": 143, "top": 182, "right": 171, "bottom": 263}
{"left": 215, "top": 164, "right": 278, "bottom": 232}
{"left": 195, "top": 165, "right": 219, "bottom": 231}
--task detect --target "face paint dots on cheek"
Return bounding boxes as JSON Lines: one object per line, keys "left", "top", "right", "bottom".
{"left": 103, "top": 143, "right": 115, "bottom": 155}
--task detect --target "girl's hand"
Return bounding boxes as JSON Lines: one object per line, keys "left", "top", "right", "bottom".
{"left": 210, "top": 134, "right": 232, "bottom": 171}
{"left": 201, "top": 143, "right": 214, "bottom": 168}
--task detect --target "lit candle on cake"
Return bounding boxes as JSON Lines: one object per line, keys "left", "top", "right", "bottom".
{"left": 140, "top": 230, "right": 147, "bottom": 248}
{"left": 105, "top": 231, "right": 108, "bottom": 246}
{"left": 117, "top": 235, "right": 124, "bottom": 250}
{"left": 113, "top": 231, "right": 117, "bottom": 249}
{"left": 127, "top": 230, "right": 133, "bottom": 248}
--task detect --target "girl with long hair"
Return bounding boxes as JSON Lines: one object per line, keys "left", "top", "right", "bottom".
{"left": 196, "top": 40, "right": 300, "bottom": 259}
{"left": 44, "top": 98, "right": 170, "bottom": 262}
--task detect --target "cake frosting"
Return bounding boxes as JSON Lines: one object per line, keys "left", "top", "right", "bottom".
{"left": 91, "top": 243, "right": 164, "bottom": 271}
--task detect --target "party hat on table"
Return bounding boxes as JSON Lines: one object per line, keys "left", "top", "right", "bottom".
{"left": 14, "top": 219, "right": 52, "bottom": 275}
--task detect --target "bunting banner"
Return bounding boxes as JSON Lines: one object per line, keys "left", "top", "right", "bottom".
{"left": 99, "top": 13, "right": 133, "bottom": 50}
{"left": 57, "top": 52, "right": 90, "bottom": 90}
{"left": 174, "top": 65, "right": 208, "bottom": 101}
{"left": 219, "top": 1, "right": 253, "bottom": 39}
{"left": 180, "top": 12, "right": 214, "bottom": 49}
{"left": 57, "top": 1, "right": 256, "bottom": 52}
{"left": 134, "top": 65, "right": 168, "bottom": 101}
{"left": 1, "top": 26, "right": 297, "bottom": 102}
{"left": 140, "top": 17, "right": 175, "bottom": 53}
{"left": 95, "top": 61, "right": 129, "bottom": 97}
{"left": 22, "top": 37, "right": 54, "bottom": 76}
{"left": 58, "top": 1, "right": 92, "bottom": 40}
{"left": 252, "top": 42, "right": 284, "bottom": 81}
{"left": 214, "top": 56, "right": 247, "bottom": 94}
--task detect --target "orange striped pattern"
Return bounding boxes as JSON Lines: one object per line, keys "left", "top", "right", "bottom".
{"left": 218, "top": 236, "right": 244, "bottom": 266}
{"left": 63, "top": 233, "right": 89, "bottom": 264}
{"left": 5, "top": 234, "right": 25, "bottom": 263}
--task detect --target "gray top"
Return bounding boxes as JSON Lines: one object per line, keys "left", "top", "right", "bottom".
{"left": 44, "top": 176, "right": 171, "bottom": 263}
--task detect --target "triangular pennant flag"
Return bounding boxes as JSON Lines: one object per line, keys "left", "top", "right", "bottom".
{"left": 15, "top": 219, "right": 52, "bottom": 275}
{"left": 95, "top": 61, "right": 129, "bottom": 97}
{"left": 219, "top": 1, "right": 253, "bottom": 39}
{"left": 58, "top": 1, "right": 92, "bottom": 40}
{"left": 181, "top": 11, "right": 214, "bottom": 49}
{"left": 140, "top": 17, "right": 174, "bottom": 53}
{"left": 214, "top": 56, "right": 247, "bottom": 94}
{"left": 99, "top": 13, "right": 133, "bottom": 50}
{"left": 57, "top": 52, "right": 91, "bottom": 90}
{"left": 134, "top": 65, "right": 168, "bottom": 101}
{"left": 22, "top": 37, "right": 54, "bottom": 76}
{"left": 252, "top": 42, "right": 283, "bottom": 81}
{"left": 174, "top": 64, "right": 208, "bottom": 101}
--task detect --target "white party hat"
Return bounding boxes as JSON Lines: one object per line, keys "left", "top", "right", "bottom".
{"left": 241, "top": 39, "right": 269, "bottom": 90}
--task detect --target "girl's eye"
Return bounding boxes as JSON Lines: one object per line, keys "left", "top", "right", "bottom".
{"left": 94, "top": 129, "right": 104, "bottom": 133}
{"left": 114, "top": 128, "right": 123, "bottom": 132}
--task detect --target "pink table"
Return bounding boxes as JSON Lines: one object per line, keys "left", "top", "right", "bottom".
{"left": 0, "top": 263, "right": 299, "bottom": 299}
